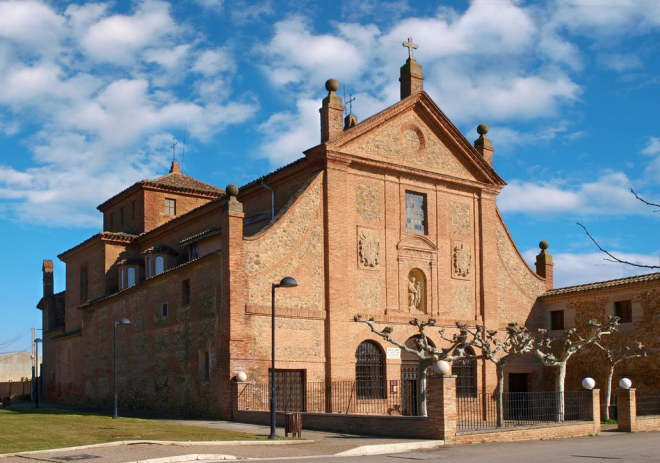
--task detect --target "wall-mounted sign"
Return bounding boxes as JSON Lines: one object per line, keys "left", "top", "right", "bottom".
{"left": 386, "top": 347, "right": 401, "bottom": 359}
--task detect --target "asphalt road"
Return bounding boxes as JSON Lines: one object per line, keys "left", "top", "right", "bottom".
{"left": 241, "top": 432, "right": 659, "bottom": 462}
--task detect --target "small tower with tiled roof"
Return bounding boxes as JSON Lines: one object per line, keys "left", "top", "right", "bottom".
{"left": 97, "top": 162, "right": 223, "bottom": 234}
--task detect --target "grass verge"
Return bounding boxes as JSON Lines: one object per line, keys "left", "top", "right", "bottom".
{"left": 0, "top": 408, "right": 264, "bottom": 454}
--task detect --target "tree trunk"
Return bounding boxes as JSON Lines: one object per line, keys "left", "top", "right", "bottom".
{"left": 496, "top": 361, "right": 505, "bottom": 427}
{"left": 605, "top": 364, "right": 614, "bottom": 421}
{"left": 556, "top": 363, "right": 566, "bottom": 422}
{"left": 419, "top": 362, "right": 428, "bottom": 417}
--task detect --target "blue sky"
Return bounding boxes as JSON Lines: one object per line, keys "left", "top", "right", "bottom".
{"left": 1, "top": 0, "right": 660, "bottom": 347}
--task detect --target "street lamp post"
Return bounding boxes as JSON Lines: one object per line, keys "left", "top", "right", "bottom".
{"left": 34, "top": 338, "right": 42, "bottom": 408}
{"left": 269, "top": 277, "right": 298, "bottom": 440}
{"left": 113, "top": 318, "right": 131, "bottom": 419}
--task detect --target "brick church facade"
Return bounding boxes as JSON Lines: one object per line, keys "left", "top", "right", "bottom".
{"left": 36, "top": 48, "right": 659, "bottom": 418}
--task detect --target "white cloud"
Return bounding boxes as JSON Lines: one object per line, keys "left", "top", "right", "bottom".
{"left": 498, "top": 172, "right": 653, "bottom": 216}
{"left": 0, "top": 0, "right": 64, "bottom": 54}
{"left": 642, "top": 136, "right": 660, "bottom": 156}
{"left": 258, "top": 99, "right": 320, "bottom": 166}
{"left": 0, "top": 0, "right": 258, "bottom": 227}
{"left": 81, "top": 0, "right": 176, "bottom": 65}
{"left": 523, "top": 248, "right": 659, "bottom": 288}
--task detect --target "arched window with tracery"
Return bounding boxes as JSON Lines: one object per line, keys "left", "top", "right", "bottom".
{"left": 355, "top": 341, "right": 385, "bottom": 399}
{"left": 453, "top": 346, "right": 477, "bottom": 396}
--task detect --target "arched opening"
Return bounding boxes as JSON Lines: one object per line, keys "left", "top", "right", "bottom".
{"left": 355, "top": 341, "right": 385, "bottom": 399}
{"left": 154, "top": 256, "right": 165, "bottom": 275}
{"left": 407, "top": 268, "right": 427, "bottom": 313}
{"left": 453, "top": 346, "right": 477, "bottom": 396}
{"left": 127, "top": 267, "right": 136, "bottom": 287}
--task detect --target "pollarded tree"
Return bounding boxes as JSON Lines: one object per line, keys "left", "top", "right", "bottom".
{"left": 466, "top": 323, "right": 535, "bottom": 426}
{"left": 353, "top": 315, "right": 481, "bottom": 416}
{"left": 533, "top": 316, "right": 619, "bottom": 421}
{"left": 594, "top": 339, "right": 646, "bottom": 420}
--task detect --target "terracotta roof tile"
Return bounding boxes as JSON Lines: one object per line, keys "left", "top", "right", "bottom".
{"left": 542, "top": 272, "right": 660, "bottom": 297}
{"left": 143, "top": 173, "right": 223, "bottom": 195}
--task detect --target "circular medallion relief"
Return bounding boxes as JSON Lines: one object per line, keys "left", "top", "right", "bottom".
{"left": 401, "top": 125, "right": 425, "bottom": 157}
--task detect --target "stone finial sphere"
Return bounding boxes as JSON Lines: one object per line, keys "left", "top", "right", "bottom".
{"left": 226, "top": 184, "right": 239, "bottom": 197}
{"left": 325, "top": 78, "right": 339, "bottom": 92}
{"left": 236, "top": 371, "right": 248, "bottom": 382}
{"left": 477, "top": 124, "right": 489, "bottom": 135}
{"left": 539, "top": 240, "right": 549, "bottom": 250}
{"left": 619, "top": 378, "right": 632, "bottom": 389}
{"left": 433, "top": 360, "right": 451, "bottom": 376}
{"left": 582, "top": 377, "right": 595, "bottom": 390}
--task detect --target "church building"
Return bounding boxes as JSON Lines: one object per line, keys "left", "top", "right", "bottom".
{"left": 36, "top": 40, "right": 658, "bottom": 419}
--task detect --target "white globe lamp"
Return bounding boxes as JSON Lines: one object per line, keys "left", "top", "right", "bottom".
{"left": 236, "top": 371, "right": 248, "bottom": 382}
{"left": 581, "top": 377, "right": 595, "bottom": 390}
{"left": 619, "top": 378, "right": 632, "bottom": 389}
{"left": 433, "top": 360, "right": 451, "bottom": 376}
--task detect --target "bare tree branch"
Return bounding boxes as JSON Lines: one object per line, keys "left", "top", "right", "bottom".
{"left": 631, "top": 188, "right": 660, "bottom": 211}
{"left": 577, "top": 223, "right": 660, "bottom": 269}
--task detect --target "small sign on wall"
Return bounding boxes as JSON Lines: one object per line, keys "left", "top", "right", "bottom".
{"left": 386, "top": 347, "right": 401, "bottom": 359}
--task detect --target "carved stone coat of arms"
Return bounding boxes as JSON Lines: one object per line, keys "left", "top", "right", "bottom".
{"left": 453, "top": 242, "right": 471, "bottom": 278}
{"left": 358, "top": 228, "right": 380, "bottom": 267}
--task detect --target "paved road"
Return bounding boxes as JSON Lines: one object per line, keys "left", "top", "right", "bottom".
{"left": 242, "top": 432, "right": 659, "bottom": 462}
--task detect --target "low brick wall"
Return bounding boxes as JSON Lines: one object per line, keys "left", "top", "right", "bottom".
{"left": 234, "top": 410, "right": 437, "bottom": 439}
{"left": 455, "top": 421, "right": 598, "bottom": 444}
{"left": 0, "top": 380, "right": 30, "bottom": 398}
{"left": 635, "top": 416, "right": 660, "bottom": 432}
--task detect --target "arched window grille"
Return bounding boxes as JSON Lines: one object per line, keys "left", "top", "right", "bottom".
{"left": 355, "top": 341, "right": 385, "bottom": 399}
{"left": 453, "top": 346, "right": 477, "bottom": 396}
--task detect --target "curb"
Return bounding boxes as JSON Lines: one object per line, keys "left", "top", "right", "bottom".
{"left": 126, "top": 455, "right": 237, "bottom": 463}
{"left": 333, "top": 440, "right": 445, "bottom": 457}
{"left": 0, "top": 440, "right": 313, "bottom": 459}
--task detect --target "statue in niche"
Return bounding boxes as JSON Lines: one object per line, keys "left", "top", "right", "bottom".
{"left": 409, "top": 275, "right": 421, "bottom": 311}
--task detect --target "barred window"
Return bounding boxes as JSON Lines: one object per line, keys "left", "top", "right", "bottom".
{"left": 453, "top": 346, "right": 477, "bottom": 396}
{"left": 356, "top": 341, "right": 385, "bottom": 399}
{"left": 405, "top": 192, "right": 426, "bottom": 235}
{"left": 615, "top": 301, "right": 632, "bottom": 323}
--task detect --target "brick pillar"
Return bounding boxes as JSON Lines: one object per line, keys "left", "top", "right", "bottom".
{"left": 320, "top": 79, "right": 344, "bottom": 143}
{"left": 473, "top": 125, "right": 494, "bottom": 167}
{"left": 426, "top": 375, "right": 457, "bottom": 443}
{"left": 400, "top": 58, "right": 424, "bottom": 99}
{"left": 617, "top": 388, "right": 636, "bottom": 432}
{"left": 591, "top": 389, "right": 601, "bottom": 434}
{"left": 535, "top": 241, "right": 554, "bottom": 290}
{"left": 43, "top": 260, "right": 54, "bottom": 297}
{"left": 219, "top": 185, "right": 247, "bottom": 419}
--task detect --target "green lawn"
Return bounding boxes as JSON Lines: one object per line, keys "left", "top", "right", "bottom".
{"left": 0, "top": 408, "right": 264, "bottom": 454}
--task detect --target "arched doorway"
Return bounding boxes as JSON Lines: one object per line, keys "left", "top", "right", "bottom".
{"left": 401, "top": 335, "right": 435, "bottom": 415}
{"left": 355, "top": 341, "right": 385, "bottom": 399}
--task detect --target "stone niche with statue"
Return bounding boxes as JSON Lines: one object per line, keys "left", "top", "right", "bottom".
{"left": 395, "top": 236, "right": 438, "bottom": 315}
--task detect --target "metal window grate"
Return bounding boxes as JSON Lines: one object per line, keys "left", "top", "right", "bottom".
{"left": 356, "top": 341, "right": 385, "bottom": 399}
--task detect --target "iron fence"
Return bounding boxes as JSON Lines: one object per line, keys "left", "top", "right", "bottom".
{"left": 236, "top": 380, "right": 419, "bottom": 415}
{"left": 457, "top": 391, "right": 593, "bottom": 431}
{"left": 636, "top": 391, "right": 660, "bottom": 417}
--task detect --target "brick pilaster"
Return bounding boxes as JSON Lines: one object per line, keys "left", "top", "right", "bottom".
{"left": 219, "top": 190, "right": 246, "bottom": 419}
{"left": 426, "top": 375, "right": 457, "bottom": 443}
{"left": 617, "top": 388, "right": 636, "bottom": 432}
{"left": 591, "top": 389, "right": 601, "bottom": 434}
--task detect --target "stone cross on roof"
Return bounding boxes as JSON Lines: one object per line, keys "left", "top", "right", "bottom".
{"left": 402, "top": 37, "right": 418, "bottom": 59}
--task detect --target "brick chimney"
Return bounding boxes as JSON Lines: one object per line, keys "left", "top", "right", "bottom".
{"left": 535, "top": 241, "right": 554, "bottom": 290}
{"left": 43, "top": 259, "right": 54, "bottom": 298}
{"left": 474, "top": 124, "right": 494, "bottom": 166}
{"left": 170, "top": 160, "right": 181, "bottom": 174}
{"left": 320, "top": 78, "right": 344, "bottom": 143}
{"left": 400, "top": 37, "right": 424, "bottom": 99}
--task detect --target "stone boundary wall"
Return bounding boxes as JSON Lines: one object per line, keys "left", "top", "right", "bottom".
{"left": 455, "top": 422, "right": 598, "bottom": 444}
{"left": 234, "top": 410, "right": 435, "bottom": 439}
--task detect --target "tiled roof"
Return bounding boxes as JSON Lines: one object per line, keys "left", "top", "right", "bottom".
{"left": 97, "top": 172, "right": 222, "bottom": 210}
{"left": 180, "top": 228, "right": 221, "bottom": 244}
{"left": 542, "top": 272, "right": 660, "bottom": 297}
{"left": 58, "top": 232, "right": 138, "bottom": 259}
{"left": 143, "top": 173, "right": 223, "bottom": 195}
{"left": 141, "top": 244, "right": 179, "bottom": 255}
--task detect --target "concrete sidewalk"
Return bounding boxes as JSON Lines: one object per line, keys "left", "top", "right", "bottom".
{"left": 1, "top": 419, "right": 438, "bottom": 462}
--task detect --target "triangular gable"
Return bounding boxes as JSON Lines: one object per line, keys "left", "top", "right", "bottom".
{"left": 325, "top": 92, "right": 505, "bottom": 186}
{"left": 397, "top": 235, "right": 438, "bottom": 253}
